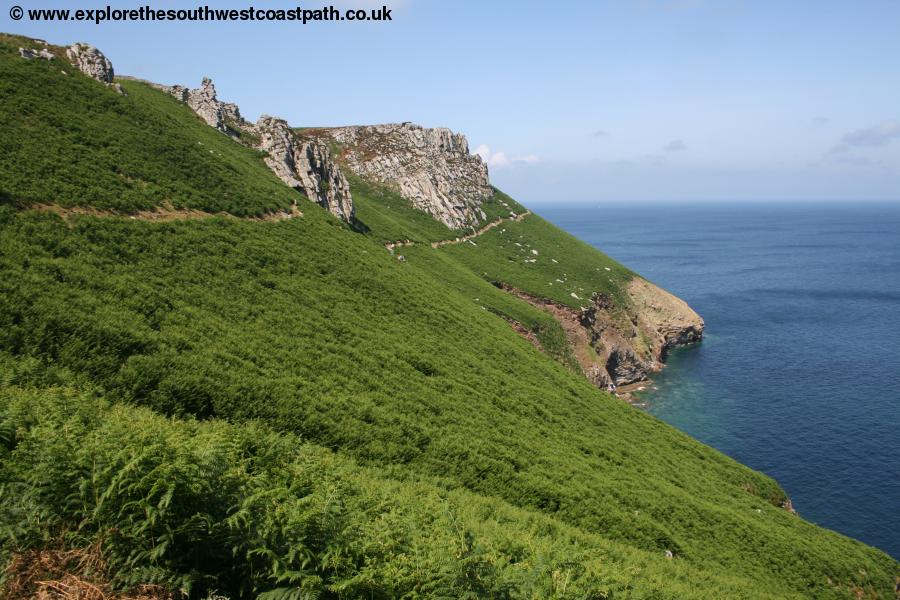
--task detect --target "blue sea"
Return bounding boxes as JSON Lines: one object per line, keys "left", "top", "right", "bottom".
{"left": 539, "top": 202, "right": 900, "bottom": 559}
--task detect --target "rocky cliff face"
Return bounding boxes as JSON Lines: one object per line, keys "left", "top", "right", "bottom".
{"left": 509, "top": 278, "right": 704, "bottom": 394}
{"left": 153, "top": 78, "right": 228, "bottom": 132}
{"left": 150, "top": 79, "right": 354, "bottom": 222}
{"left": 65, "top": 43, "right": 114, "bottom": 83}
{"left": 318, "top": 123, "right": 493, "bottom": 229}
{"left": 255, "top": 116, "right": 354, "bottom": 221}
{"left": 584, "top": 279, "right": 704, "bottom": 390}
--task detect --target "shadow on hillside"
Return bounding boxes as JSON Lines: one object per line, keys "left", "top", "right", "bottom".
{"left": 350, "top": 218, "right": 371, "bottom": 235}
{"left": 0, "top": 189, "right": 12, "bottom": 206}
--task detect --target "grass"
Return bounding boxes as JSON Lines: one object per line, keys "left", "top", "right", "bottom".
{"left": 0, "top": 34, "right": 298, "bottom": 217}
{"left": 479, "top": 187, "right": 527, "bottom": 223}
{"left": 0, "top": 31, "right": 897, "bottom": 599}
{"left": 2, "top": 206, "right": 896, "bottom": 598}
{"left": 347, "top": 173, "right": 458, "bottom": 243}
{"left": 438, "top": 211, "right": 636, "bottom": 309}
{"left": 349, "top": 172, "right": 528, "bottom": 246}
{"left": 400, "top": 244, "right": 581, "bottom": 371}
{"left": 0, "top": 365, "right": 814, "bottom": 600}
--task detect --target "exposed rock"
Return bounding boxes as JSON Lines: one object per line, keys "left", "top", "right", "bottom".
{"left": 502, "top": 278, "right": 703, "bottom": 394}
{"left": 576, "top": 279, "right": 703, "bottom": 388}
{"left": 151, "top": 78, "right": 228, "bottom": 131}
{"left": 317, "top": 123, "right": 492, "bottom": 229}
{"left": 294, "top": 139, "right": 354, "bottom": 222}
{"left": 781, "top": 498, "right": 798, "bottom": 515}
{"left": 146, "top": 78, "right": 354, "bottom": 222}
{"left": 19, "top": 47, "right": 54, "bottom": 61}
{"left": 65, "top": 43, "right": 114, "bottom": 83}
{"left": 626, "top": 278, "right": 705, "bottom": 359}
{"left": 255, "top": 116, "right": 354, "bottom": 221}
{"left": 220, "top": 101, "right": 243, "bottom": 125}
{"left": 256, "top": 115, "right": 303, "bottom": 188}
{"left": 154, "top": 83, "right": 189, "bottom": 103}
{"left": 187, "top": 78, "right": 226, "bottom": 131}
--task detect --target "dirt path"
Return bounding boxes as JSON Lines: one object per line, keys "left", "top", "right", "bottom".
{"left": 386, "top": 210, "right": 531, "bottom": 255}
{"left": 26, "top": 203, "right": 303, "bottom": 224}
{"left": 430, "top": 210, "right": 531, "bottom": 249}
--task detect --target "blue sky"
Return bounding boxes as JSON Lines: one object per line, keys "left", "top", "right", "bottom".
{"left": 8, "top": 0, "right": 900, "bottom": 204}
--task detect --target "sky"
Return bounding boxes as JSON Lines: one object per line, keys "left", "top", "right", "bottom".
{"left": 7, "top": 0, "right": 900, "bottom": 204}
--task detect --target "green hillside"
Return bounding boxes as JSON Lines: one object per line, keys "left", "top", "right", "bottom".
{"left": 0, "top": 33, "right": 896, "bottom": 599}
{"left": 0, "top": 34, "right": 296, "bottom": 217}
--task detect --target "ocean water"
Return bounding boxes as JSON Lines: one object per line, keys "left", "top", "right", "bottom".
{"left": 539, "top": 202, "right": 900, "bottom": 559}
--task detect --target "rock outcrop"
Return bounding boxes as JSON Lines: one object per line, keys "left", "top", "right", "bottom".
{"left": 507, "top": 278, "right": 703, "bottom": 394}
{"left": 65, "top": 43, "right": 114, "bottom": 83}
{"left": 18, "top": 47, "right": 54, "bottom": 61}
{"left": 255, "top": 116, "right": 354, "bottom": 221}
{"left": 256, "top": 115, "right": 303, "bottom": 188}
{"left": 149, "top": 79, "right": 354, "bottom": 221}
{"left": 580, "top": 279, "right": 703, "bottom": 389}
{"left": 318, "top": 123, "right": 492, "bottom": 229}
{"left": 154, "top": 78, "right": 227, "bottom": 131}
{"left": 294, "top": 138, "right": 354, "bottom": 222}
{"left": 627, "top": 278, "right": 704, "bottom": 357}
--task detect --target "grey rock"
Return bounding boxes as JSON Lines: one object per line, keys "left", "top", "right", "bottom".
{"left": 65, "top": 43, "right": 114, "bottom": 83}
{"left": 152, "top": 78, "right": 227, "bottom": 131}
{"left": 318, "top": 123, "right": 492, "bottom": 229}
{"left": 187, "top": 78, "right": 226, "bottom": 131}
{"left": 589, "top": 280, "right": 704, "bottom": 389}
{"left": 144, "top": 77, "right": 354, "bottom": 221}
{"left": 294, "top": 139, "right": 354, "bottom": 222}
{"left": 154, "top": 83, "right": 189, "bottom": 103}
{"left": 604, "top": 347, "right": 647, "bottom": 387}
{"left": 220, "top": 101, "right": 243, "bottom": 125}
{"left": 19, "top": 47, "right": 54, "bottom": 61}
{"left": 255, "top": 116, "right": 354, "bottom": 221}
{"left": 256, "top": 115, "right": 304, "bottom": 188}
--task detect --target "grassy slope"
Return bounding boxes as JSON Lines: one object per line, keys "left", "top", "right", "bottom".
{"left": 1, "top": 364, "right": 801, "bottom": 600}
{"left": 349, "top": 173, "right": 458, "bottom": 243}
{"left": 349, "top": 177, "right": 581, "bottom": 369}
{"left": 438, "top": 213, "right": 635, "bottom": 310}
{"left": 349, "top": 174, "right": 632, "bottom": 311}
{"left": 0, "top": 34, "right": 297, "bottom": 217}
{"left": 0, "top": 34, "right": 896, "bottom": 598}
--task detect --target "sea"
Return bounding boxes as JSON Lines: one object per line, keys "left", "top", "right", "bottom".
{"left": 539, "top": 201, "right": 900, "bottom": 559}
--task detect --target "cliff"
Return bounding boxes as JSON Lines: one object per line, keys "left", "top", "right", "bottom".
{"left": 317, "top": 123, "right": 493, "bottom": 229}
{"left": 502, "top": 277, "right": 703, "bottom": 393}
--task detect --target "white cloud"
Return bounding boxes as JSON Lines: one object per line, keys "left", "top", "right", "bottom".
{"left": 833, "top": 119, "right": 900, "bottom": 152}
{"left": 663, "top": 139, "right": 687, "bottom": 152}
{"left": 474, "top": 145, "right": 540, "bottom": 169}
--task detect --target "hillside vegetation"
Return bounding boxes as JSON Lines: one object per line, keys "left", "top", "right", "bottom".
{"left": 0, "top": 33, "right": 897, "bottom": 599}
{"left": 0, "top": 34, "right": 296, "bottom": 217}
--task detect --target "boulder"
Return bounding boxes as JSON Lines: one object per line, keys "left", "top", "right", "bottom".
{"left": 152, "top": 78, "right": 227, "bottom": 131}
